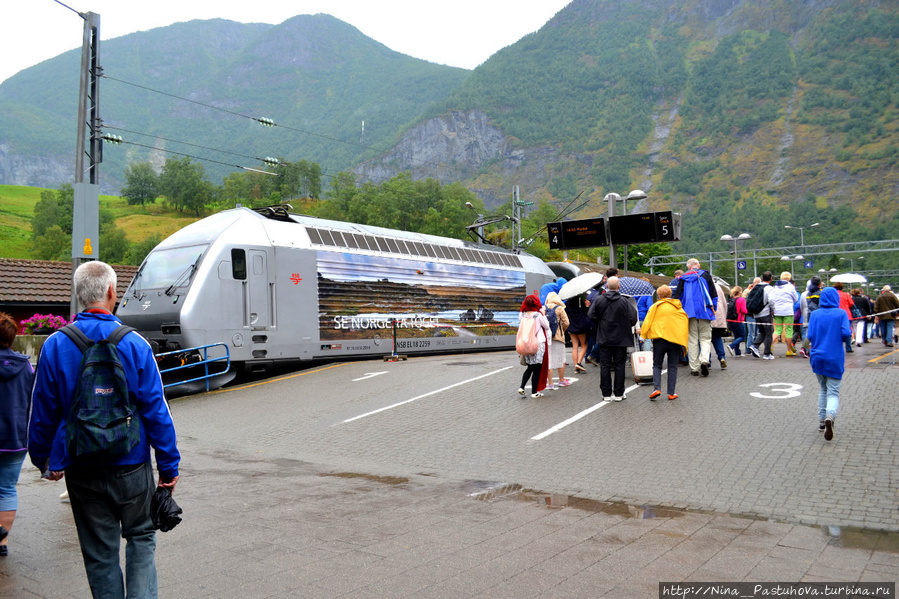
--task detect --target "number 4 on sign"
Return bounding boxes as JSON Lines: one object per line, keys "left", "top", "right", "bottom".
{"left": 750, "top": 382, "right": 803, "bottom": 399}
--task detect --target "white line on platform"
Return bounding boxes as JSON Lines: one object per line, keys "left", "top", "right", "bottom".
{"left": 341, "top": 366, "right": 514, "bottom": 424}
{"left": 531, "top": 370, "right": 666, "bottom": 440}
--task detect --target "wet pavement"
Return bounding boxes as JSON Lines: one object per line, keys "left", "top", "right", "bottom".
{"left": 2, "top": 338, "right": 898, "bottom": 597}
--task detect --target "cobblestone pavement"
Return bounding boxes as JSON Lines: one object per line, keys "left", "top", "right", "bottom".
{"left": 2, "top": 340, "right": 897, "bottom": 597}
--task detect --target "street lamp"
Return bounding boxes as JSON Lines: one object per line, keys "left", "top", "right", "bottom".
{"left": 606, "top": 189, "right": 647, "bottom": 269}
{"left": 781, "top": 254, "right": 804, "bottom": 279}
{"left": 818, "top": 267, "right": 837, "bottom": 284}
{"left": 720, "top": 233, "right": 752, "bottom": 285}
{"left": 840, "top": 256, "right": 864, "bottom": 272}
{"left": 784, "top": 222, "right": 819, "bottom": 248}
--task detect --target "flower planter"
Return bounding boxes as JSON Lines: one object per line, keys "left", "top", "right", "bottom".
{"left": 31, "top": 327, "right": 56, "bottom": 335}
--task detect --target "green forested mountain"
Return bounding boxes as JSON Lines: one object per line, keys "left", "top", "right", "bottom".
{"left": 2, "top": 0, "right": 898, "bottom": 264}
{"left": 0, "top": 15, "right": 468, "bottom": 191}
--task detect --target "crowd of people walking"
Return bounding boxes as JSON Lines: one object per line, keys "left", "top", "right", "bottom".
{"left": 516, "top": 260, "right": 899, "bottom": 443}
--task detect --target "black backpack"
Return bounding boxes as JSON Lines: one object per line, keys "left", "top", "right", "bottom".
{"left": 746, "top": 284, "right": 768, "bottom": 316}
{"left": 806, "top": 292, "right": 821, "bottom": 314}
{"left": 726, "top": 298, "right": 738, "bottom": 322}
{"left": 545, "top": 307, "right": 559, "bottom": 337}
{"left": 60, "top": 324, "right": 141, "bottom": 460}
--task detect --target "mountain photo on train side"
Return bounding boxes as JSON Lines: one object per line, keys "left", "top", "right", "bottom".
{"left": 0, "top": 0, "right": 897, "bottom": 262}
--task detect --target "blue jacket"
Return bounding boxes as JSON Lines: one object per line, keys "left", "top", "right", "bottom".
{"left": 636, "top": 295, "right": 653, "bottom": 321}
{"left": 28, "top": 312, "right": 180, "bottom": 478}
{"left": 0, "top": 348, "right": 33, "bottom": 452}
{"left": 807, "top": 287, "right": 852, "bottom": 379}
{"left": 673, "top": 269, "right": 716, "bottom": 320}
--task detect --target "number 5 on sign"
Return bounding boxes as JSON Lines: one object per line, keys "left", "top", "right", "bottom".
{"left": 750, "top": 382, "right": 803, "bottom": 399}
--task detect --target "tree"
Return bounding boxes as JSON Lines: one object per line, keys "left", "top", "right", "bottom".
{"left": 33, "top": 225, "right": 70, "bottom": 260}
{"left": 121, "top": 162, "right": 159, "bottom": 206}
{"left": 100, "top": 223, "right": 130, "bottom": 264}
{"left": 32, "top": 184, "right": 74, "bottom": 238}
{"left": 159, "top": 157, "right": 212, "bottom": 216}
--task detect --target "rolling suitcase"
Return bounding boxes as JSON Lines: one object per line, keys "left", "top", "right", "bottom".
{"left": 631, "top": 335, "right": 653, "bottom": 385}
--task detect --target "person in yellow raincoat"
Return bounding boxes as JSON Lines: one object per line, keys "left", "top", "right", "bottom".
{"left": 637, "top": 285, "right": 689, "bottom": 400}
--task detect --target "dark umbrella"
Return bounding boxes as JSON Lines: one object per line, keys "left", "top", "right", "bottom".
{"left": 606, "top": 276, "right": 655, "bottom": 297}
{"left": 151, "top": 487, "right": 183, "bottom": 532}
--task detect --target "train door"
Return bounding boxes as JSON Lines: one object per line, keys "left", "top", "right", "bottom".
{"left": 247, "top": 249, "right": 272, "bottom": 329}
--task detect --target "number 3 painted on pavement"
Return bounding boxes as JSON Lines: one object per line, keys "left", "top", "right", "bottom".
{"left": 750, "top": 382, "right": 803, "bottom": 399}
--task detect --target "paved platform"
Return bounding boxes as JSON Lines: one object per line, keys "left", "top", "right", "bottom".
{"left": 2, "top": 339, "right": 897, "bottom": 597}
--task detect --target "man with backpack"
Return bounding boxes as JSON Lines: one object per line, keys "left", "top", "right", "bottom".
{"left": 747, "top": 271, "right": 776, "bottom": 359}
{"left": 29, "top": 261, "right": 180, "bottom": 599}
{"left": 671, "top": 259, "right": 717, "bottom": 376}
{"left": 798, "top": 276, "right": 823, "bottom": 358}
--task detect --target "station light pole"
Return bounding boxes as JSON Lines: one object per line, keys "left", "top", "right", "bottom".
{"left": 784, "top": 222, "right": 818, "bottom": 249}
{"left": 720, "top": 233, "right": 751, "bottom": 286}
{"left": 781, "top": 254, "right": 804, "bottom": 279}
{"left": 606, "top": 189, "right": 647, "bottom": 269}
{"left": 840, "top": 256, "right": 864, "bottom": 272}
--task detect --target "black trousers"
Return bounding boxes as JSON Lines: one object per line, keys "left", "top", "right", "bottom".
{"left": 752, "top": 314, "right": 774, "bottom": 355}
{"left": 599, "top": 346, "right": 628, "bottom": 398}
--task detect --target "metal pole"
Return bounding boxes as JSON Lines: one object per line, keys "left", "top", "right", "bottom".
{"left": 606, "top": 193, "right": 619, "bottom": 268}
{"left": 733, "top": 240, "right": 738, "bottom": 286}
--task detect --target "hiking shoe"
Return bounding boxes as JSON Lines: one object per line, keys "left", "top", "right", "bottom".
{"left": 824, "top": 417, "right": 834, "bottom": 441}
{"left": 649, "top": 390, "right": 662, "bottom": 400}
{"left": 726, "top": 345, "right": 734, "bottom": 356}
{"left": 748, "top": 345, "right": 760, "bottom": 358}
{"left": 517, "top": 388, "right": 525, "bottom": 396}
{"left": 799, "top": 348, "right": 808, "bottom": 358}
{"left": 700, "top": 363, "right": 709, "bottom": 377}
{"left": 719, "top": 359, "right": 727, "bottom": 369}
{"left": 668, "top": 394, "right": 678, "bottom": 400}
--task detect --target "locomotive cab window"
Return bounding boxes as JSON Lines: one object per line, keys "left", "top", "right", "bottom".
{"left": 231, "top": 249, "right": 247, "bottom": 280}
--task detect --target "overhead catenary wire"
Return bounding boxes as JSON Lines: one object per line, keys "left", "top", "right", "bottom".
{"left": 52, "top": 0, "right": 84, "bottom": 18}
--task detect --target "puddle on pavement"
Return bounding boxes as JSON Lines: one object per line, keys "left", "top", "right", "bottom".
{"left": 463, "top": 481, "right": 682, "bottom": 519}
{"left": 319, "top": 472, "right": 409, "bottom": 485}
{"left": 823, "top": 525, "right": 899, "bottom": 553}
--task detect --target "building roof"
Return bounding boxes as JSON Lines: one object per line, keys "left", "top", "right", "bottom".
{"left": 0, "top": 258, "right": 138, "bottom": 304}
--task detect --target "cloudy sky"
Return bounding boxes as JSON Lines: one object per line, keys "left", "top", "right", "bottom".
{"left": 2, "top": 0, "right": 572, "bottom": 84}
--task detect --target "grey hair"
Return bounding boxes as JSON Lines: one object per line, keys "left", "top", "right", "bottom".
{"left": 74, "top": 261, "right": 116, "bottom": 307}
{"left": 686, "top": 258, "right": 700, "bottom": 269}
{"left": 606, "top": 276, "right": 620, "bottom": 290}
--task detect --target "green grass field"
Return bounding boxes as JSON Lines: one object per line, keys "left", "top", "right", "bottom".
{"left": 0, "top": 184, "right": 201, "bottom": 259}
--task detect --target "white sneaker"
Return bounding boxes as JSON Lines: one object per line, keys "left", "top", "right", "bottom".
{"left": 517, "top": 388, "right": 525, "bottom": 396}
{"left": 614, "top": 396, "right": 625, "bottom": 402}
{"left": 763, "top": 354, "right": 775, "bottom": 360}
{"left": 532, "top": 392, "right": 544, "bottom": 398}
{"left": 603, "top": 397, "right": 612, "bottom": 402}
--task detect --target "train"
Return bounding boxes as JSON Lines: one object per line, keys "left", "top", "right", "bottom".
{"left": 116, "top": 205, "right": 556, "bottom": 388}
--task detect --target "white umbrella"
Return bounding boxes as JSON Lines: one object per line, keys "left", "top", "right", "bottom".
{"left": 830, "top": 273, "right": 867, "bottom": 284}
{"left": 558, "top": 272, "right": 604, "bottom": 300}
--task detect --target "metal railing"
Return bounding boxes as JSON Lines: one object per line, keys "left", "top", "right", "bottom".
{"left": 157, "top": 343, "right": 230, "bottom": 392}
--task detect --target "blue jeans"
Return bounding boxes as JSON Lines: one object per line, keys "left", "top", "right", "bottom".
{"left": 0, "top": 450, "right": 26, "bottom": 511}
{"left": 728, "top": 322, "right": 746, "bottom": 355}
{"left": 745, "top": 315, "right": 757, "bottom": 345}
{"left": 66, "top": 461, "right": 158, "bottom": 599}
{"left": 816, "top": 374, "right": 841, "bottom": 422}
{"left": 881, "top": 319, "right": 895, "bottom": 343}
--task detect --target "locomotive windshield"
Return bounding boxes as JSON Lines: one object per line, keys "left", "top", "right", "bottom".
{"left": 133, "top": 244, "right": 208, "bottom": 293}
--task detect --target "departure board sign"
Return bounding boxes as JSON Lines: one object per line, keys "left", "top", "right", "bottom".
{"left": 547, "top": 218, "right": 608, "bottom": 250}
{"left": 608, "top": 213, "right": 656, "bottom": 244}
{"left": 608, "top": 211, "right": 682, "bottom": 244}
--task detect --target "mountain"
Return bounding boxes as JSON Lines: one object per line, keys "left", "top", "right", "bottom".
{"left": 2, "top": 1, "right": 898, "bottom": 256}
{"left": 354, "top": 0, "right": 899, "bottom": 251}
{"left": 0, "top": 15, "right": 468, "bottom": 193}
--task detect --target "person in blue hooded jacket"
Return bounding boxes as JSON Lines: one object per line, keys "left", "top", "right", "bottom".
{"left": 0, "top": 312, "right": 34, "bottom": 557}
{"left": 28, "top": 261, "right": 180, "bottom": 598}
{"left": 806, "top": 286, "right": 851, "bottom": 441}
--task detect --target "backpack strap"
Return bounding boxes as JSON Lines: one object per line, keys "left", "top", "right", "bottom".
{"left": 106, "top": 325, "right": 136, "bottom": 346}
{"left": 59, "top": 324, "right": 136, "bottom": 352}
{"left": 59, "top": 324, "right": 93, "bottom": 353}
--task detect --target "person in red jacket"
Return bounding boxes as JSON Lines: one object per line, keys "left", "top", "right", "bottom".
{"left": 833, "top": 282, "right": 856, "bottom": 352}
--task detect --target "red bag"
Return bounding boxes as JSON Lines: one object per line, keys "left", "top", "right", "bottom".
{"left": 516, "top": 313, "right": 539, "bottom": 355}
